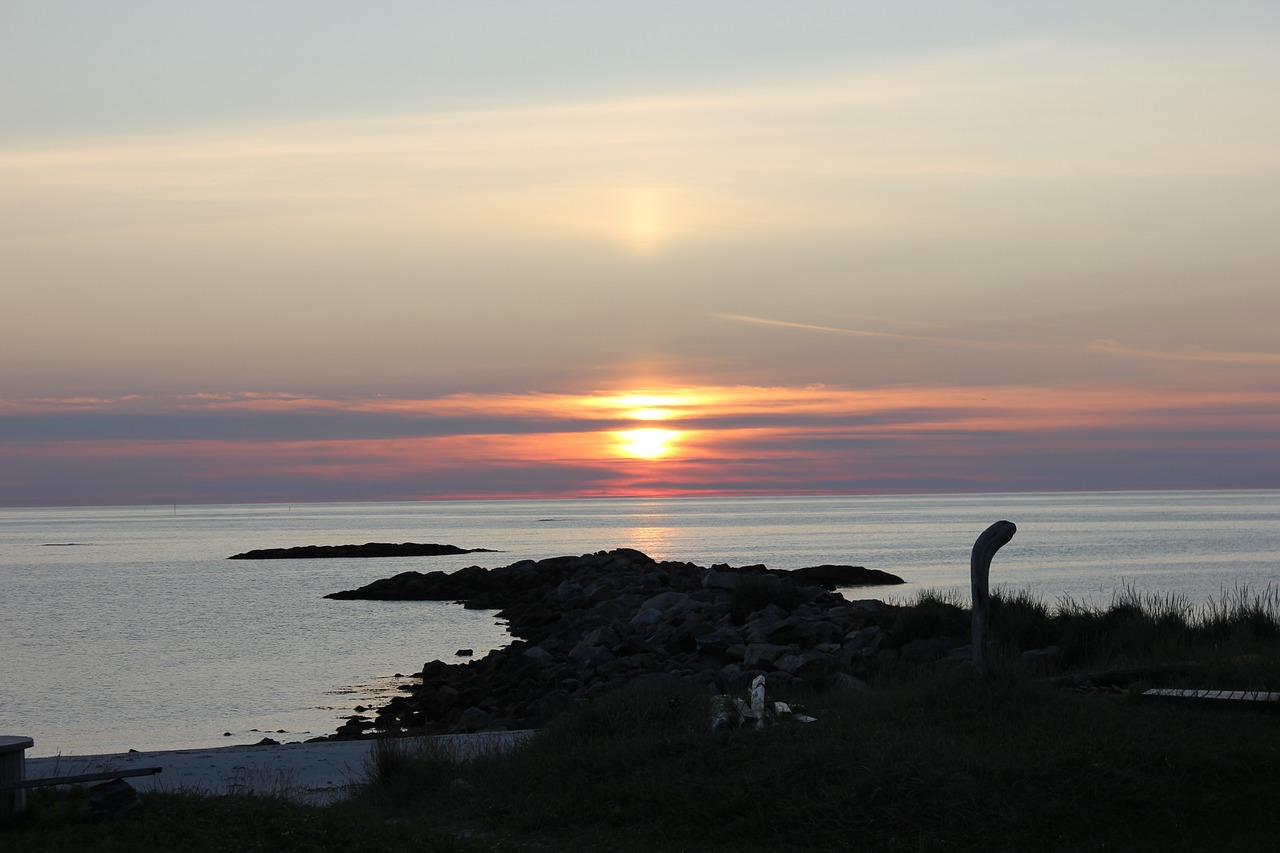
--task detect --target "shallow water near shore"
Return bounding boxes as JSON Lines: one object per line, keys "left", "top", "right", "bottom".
{"left": 2, "top": 490, "right": 1277, "bottom": 756}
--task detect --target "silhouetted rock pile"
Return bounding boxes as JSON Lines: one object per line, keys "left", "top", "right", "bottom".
{"left": 324, "top": 548, "right": 908, "bottom": 738}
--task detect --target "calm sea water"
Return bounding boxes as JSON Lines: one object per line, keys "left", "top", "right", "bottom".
{"left": 2, "top": 491, "right": 1277, "bottom": 757}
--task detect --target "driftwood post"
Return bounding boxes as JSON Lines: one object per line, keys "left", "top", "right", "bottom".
{"left": 971, "top": 520, "right": 1017, "bottom": 677}
{"left": 749, "top": 674, "right": 766, "bottom": 729}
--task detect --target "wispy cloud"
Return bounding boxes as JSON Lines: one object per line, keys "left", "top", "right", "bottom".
{"left": 4, "top": 36, "right": 1275, "bottom": 251}
{"left": 710, "top": 313, "right": 1052, "bottom": 351}
{"left": 1088, "top": 340, "right": 1280, "bottom": 366}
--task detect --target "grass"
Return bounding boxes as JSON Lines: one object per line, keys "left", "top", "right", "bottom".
{"left": 882, "top": 584, "right": 1280, "bottom": 681}
{"left": 350, "top": 673, "right": 1280, "bottom": 852}
{"left": 7, "top": 587, "right": 1280, "bottom": 852}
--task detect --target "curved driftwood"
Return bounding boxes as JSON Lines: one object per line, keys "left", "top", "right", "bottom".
{"left": 971, "top": 520, "right": 1017, "bottom": 676}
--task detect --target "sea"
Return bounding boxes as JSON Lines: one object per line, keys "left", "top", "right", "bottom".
{"left": 2, "top": 490, "right": 1277, "bottom": 757}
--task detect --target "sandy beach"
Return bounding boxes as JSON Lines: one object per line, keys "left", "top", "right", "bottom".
{"left": 24, "top": 731, "right": 535, "bottom": 805}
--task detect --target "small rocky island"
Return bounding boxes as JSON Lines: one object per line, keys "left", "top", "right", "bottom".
{"left": 229, "top": 542, "right": 497, "bottom": 559}
{"left": 324, "top": 548, "right": 910, "bottom": 738}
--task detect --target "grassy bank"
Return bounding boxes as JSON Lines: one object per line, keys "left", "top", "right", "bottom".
{"left": 7, "top": 589, "right": 1279, "bottom": 852}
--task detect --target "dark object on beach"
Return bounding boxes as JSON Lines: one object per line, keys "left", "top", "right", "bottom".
{"left": 228, "top": 542, "right": 498, "bottom": 560}
{"left": 455, "top": 649, "right": 474, "bottom": 657}
{"left": 88, "top": 778, "right": 141, "bottom": 813}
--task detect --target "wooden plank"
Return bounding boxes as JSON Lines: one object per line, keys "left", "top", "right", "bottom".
{"left": 0, "top": 766, "right": 162, "bottom": 791}
{"left": 1141, "top": 688, "right": 1280, "bottom": 707}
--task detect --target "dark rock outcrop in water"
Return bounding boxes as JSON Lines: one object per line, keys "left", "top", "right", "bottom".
{"left": 324, "top": 548, "right": 909, "bottom": 738}
{"left": 228, "top": 542, "right": 497, "bottom": 560}
{"left": 786, "top": 564, "right": 906, "bottom": 589}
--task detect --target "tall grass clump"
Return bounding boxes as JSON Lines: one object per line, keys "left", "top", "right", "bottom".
{"left": 880, "top": 582, "right": 1280, "bottom": 677}
{"left": 987, "top": 589, "right": 1056, "bottom": 650}
{"left": 983, "top": 583, "right": 1280, "bottom": 673}
{"left": 886, "top": 589, "right": 968, "bottom": 644}
{"left": 1201, "top": 585, "right": 1280, "bottom": 643}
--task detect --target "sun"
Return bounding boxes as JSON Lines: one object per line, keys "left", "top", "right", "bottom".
{"left": 617, "top": 428, "right": 678, "bottom": 460}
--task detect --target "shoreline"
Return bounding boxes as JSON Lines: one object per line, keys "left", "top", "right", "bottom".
{"left": 23, "top": 731, "right": 535, "bottom": 805}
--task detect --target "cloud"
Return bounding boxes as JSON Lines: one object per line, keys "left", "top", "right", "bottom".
{"left": 4, "top": 36, "right": 1276, "bottom": 251}
{"left": 709, "top": 313, "right": 1052, "bottom": 351}
{"left": 3, "top": 382, "right": 1278, "bottom": 505}
{"left": 1087, "top": 340, "right": 1280, "bottom": 366}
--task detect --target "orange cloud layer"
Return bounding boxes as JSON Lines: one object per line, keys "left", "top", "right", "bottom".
{"left": 3, "top": 382, "right": 1278, "bottom": 505}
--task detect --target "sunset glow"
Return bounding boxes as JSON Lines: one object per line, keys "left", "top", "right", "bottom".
{"left": 3, "top": 380, "right": 1277, "bottom": 506}
{"left": 616, "top": 428, "right": 680, "bottom": 460}
{"left": 4, "top": 4, "right": 1278, "bottom": 506}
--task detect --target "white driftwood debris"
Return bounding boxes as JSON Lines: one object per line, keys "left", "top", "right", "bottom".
{"left": 708, "top": 675, "right": 817, "bottom": 730}
{"left": 971, "top": 520, "right": 1017, "bottom": 677}
{"left": 749, "top": 674, "right": 767, "bottom": 729}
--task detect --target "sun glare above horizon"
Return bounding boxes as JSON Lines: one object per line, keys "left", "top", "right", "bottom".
{"left": 616, "top": 427, "right": 679, "bottom": 460}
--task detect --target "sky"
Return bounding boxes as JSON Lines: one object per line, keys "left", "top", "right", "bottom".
{"left": 2, "top": 1, "right": 1279, "bottom": 506}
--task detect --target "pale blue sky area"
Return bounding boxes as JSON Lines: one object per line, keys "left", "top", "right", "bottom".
{"left": 4, "top": 2, "right": 1276, "bottom": 139}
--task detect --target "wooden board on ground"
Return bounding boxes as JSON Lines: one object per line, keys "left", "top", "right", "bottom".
{"left": 1141, "top": 688, "right": 1280, "bottom": 709}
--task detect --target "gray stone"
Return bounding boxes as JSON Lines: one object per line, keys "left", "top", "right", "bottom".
{"left": 640, "top": 591, "right": 694, "bottom": 613}
{"left": 629, "top": 607, "right": 665, "bottom": 627}
{"left": 458, "top": 707, "right": 491, "bottom": 732}
{"left": 743, "top": 643, "right": 791, "bottom": 668}
{"left": 829, "top": 672, "right": 868, "bottom": 692}
{"left": 569, "top": 642, "right": 616, "bottom": 667}
{"left": 522, "top": 646, "right": 556, "bottom": 666}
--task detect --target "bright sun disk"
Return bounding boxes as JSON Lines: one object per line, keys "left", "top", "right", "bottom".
{"left": 617, "top": 428, "right": 678, "bottom": 460}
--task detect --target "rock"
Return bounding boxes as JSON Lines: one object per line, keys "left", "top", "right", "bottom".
{"left": 703, "top": 570, "right": 779, "bottom": 593}
{"left": 569, "top": 642, "right": 616, "bottom": 667}
{"left": 830, "top": 672, "right": 868, "bottom": 692}
{"left": 230, "top": 542, "right": 497, "bottom": 559}
{"left": 900, "top": 636, "right": 966, "bottom": 665}
{"left": 334, "top": 720, "right": 370, "bottom": 737}
{"left": 458, "top": 707, "right": 491, "bottom": 732}
{"left": 1015, "top": 645, "right": 1064, "bottom": 675}
{"left": 788, "top": 565, "right": 905, "bottom": 588}
{"left": 455, "top": 649, "right": 473, "bottom": 657}
{"left": 323, "top": 548, "right": 907, "bottom": 738}
{"left": 640, "top": 591, "right": 694, "bottom": 613}
{"left": 743, "top": 643, "right": 792, "bottom": 668}
{"left": 629, "top": 607, "right": 665, "bottom": 627}
{"left": 522, "top": 646, "right": 556, "bottom": 666}
{"left": 88, "top": 779, "right": 140, "bottom": 813}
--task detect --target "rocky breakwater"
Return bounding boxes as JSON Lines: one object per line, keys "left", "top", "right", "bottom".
{"left": 324, "top": 548, "right": 907, "bottom": 737}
